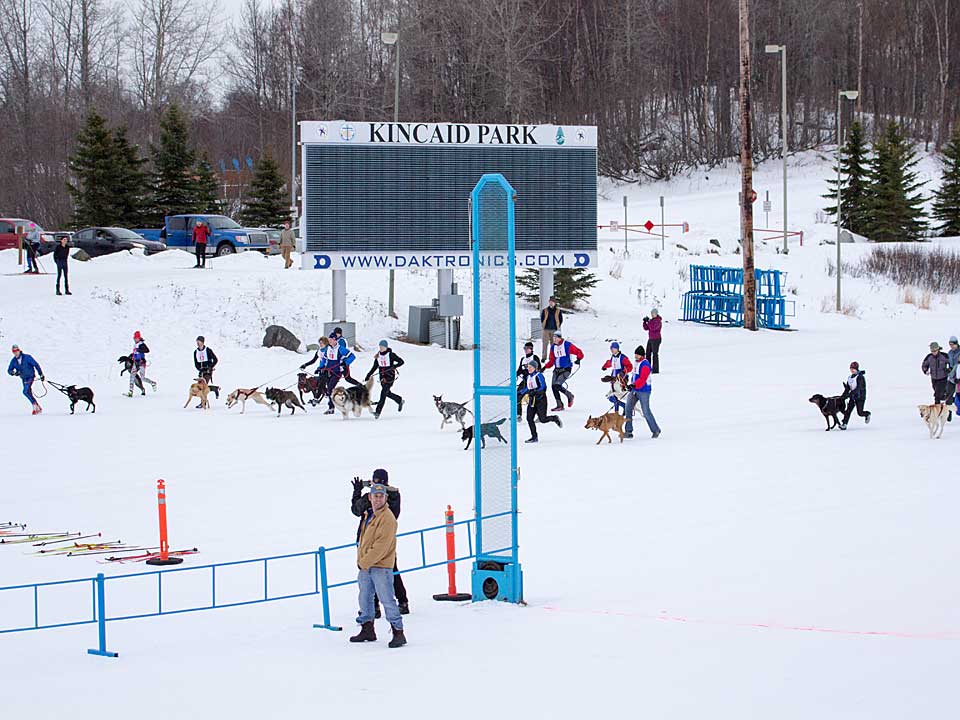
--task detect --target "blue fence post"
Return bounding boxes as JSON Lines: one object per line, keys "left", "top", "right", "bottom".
{"left": 86, "top": 574, "right": 118, "bottom": 658}
{"left": 312, "top": 547, "right": 342, "bottom": 631}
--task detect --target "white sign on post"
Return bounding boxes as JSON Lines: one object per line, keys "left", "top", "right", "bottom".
{"left": 610, "top": 220, "right": 619, "bottom": 232}
{"left": 763, "top": 200, "right": 772, "bottom": 213}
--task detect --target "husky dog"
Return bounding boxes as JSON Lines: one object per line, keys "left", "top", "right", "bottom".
{"left": 331, "top": 377, "right": 376, "bottom": 419}
{"left": 602, "top": 374, "right": 630, "bottom": 414}
{"left": 434, "top": 395, "right": 473, "bottom": 430}
{"left": 265, "top": 387, "right": 306, "bottom": 416}
{"left": 225, "top": 388, "right": 276, "bottom": 414}
{"left": 919, "top": 403, "right": 952, "bottom": 439}
{"left": 461, "top": 418, "right": 508, "bottom": 450}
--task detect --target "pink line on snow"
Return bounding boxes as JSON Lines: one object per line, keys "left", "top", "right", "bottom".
{"left": 540, "top": 606, "right": 960, "bottom": 641}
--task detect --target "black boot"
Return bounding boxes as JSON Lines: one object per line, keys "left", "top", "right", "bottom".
{"left": 374, "top": 598, "right": 382, "bottom": 619}
{"left": 399, "top": 601, "right": 410, "bottom": 615}
{"left": 349, "top": 621, "right": 377, "bottom": 643}
{"left": 388, "top": 626, "right": 407, "bottom": 648}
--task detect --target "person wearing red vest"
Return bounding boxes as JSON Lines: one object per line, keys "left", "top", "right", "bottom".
{"left": 192, "top": 220, "right": 211, "bottom": 268}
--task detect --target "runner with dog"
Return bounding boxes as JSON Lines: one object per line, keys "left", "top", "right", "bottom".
{"left": 542, "top": 331, "right": 584, "bottom": 412}
{"left": 365, "top": 340, "right": 405, "bottom": 419}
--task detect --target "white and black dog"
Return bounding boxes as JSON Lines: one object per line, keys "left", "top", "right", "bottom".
{"left": 434, "top": 395, "right": 473, "bottom": 430}
{"left": 331, "top": 377, "right": 376, "bottom": 419}
{"left": 225, "top": 388, "right": 276, "bottom": 414}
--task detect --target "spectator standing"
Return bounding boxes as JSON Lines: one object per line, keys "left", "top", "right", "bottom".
{"left": 351, "top": 469, "right": 409, "bottom": 615}
{"left": 349, "top": 482, "right": 407, "bottom": 648}
{"left": 279, "top": 221, "right": 296, "bottom": 269}
{"left": 540, "top": 296, "right": 563, "bottom": 358}
{"left": 54, "top": 237, "right": 71, "bottom": 295}
{"left": 922, "top": 341, "right": 952, "bottom": 404}
{"left": 23, "top": 224, "right": 40, "bottom": 274}
{"left": 192, "top": 221, "right": 210, "bottom": 268}
{"left": 642, "top": 309, "right": 662, "bottom": 374}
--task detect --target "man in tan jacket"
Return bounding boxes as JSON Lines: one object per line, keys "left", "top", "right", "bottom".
{"left": 279, "top": 220, "right": 296, "bottom": 269}
{"left": 349, "top": 483, "right": 407, "bottom": 647}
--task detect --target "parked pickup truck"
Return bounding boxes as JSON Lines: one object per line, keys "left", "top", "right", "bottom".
{"left": 135, "top": 215, "right": 278, "bottom": 257}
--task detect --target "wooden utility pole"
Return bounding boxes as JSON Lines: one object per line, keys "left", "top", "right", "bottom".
{"left": 739, "top": 0, "right": 757, "bottom": 330}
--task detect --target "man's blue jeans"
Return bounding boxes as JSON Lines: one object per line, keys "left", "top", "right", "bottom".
{"left": 357, "top": 567, "right": 403, "bottom": 629}
{"left": 625, "top": 391, "right": 660, "bottom": 435}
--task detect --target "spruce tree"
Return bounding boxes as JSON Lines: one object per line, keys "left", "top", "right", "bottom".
{"left": 516, "top": 268, "right": 599, "bottom": 307}
{"left": 194, "top": 154, "right": 222, "bottom": 214}
{"left": 239, "top": 151, "right": 288, "bottom": 227}
{"left": 931, "top": 125, "right": 960, "bottom": 236}
{"left": 148, "top": 104, "right": 197, "bottom": 224}
{"left": 110, "top": 127, "right": 148, "bottom": 227}
{"left": 67, "top": 110, "right": 119, "bottom": 228}
{"left": 863, "top": 122, "right": 927, "bottom": 242}
{"left": 823, "top": 121, "right": 871, "bottom": 236}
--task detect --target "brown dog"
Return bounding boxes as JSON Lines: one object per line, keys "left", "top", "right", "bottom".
{"left": 184, "top": 377, "right": 211, "bottom": 409}
{"left": 584, "top": 412, "right": 626, "bottom": 444}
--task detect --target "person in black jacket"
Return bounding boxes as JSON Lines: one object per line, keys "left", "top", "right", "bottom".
{"left": 351, "top": 468, "right": 409, "bottom": 615}
{"left": 365, "top": 340, "right": 404, "bottom": 418}
{"left": 840, "top": 361, "right": 871, "bottom": 429}
{"left": 193, "top": 336, "right": 220, "bottom": 400}
{"left": 54, "top": 237, "right": 71, "bottom": 295}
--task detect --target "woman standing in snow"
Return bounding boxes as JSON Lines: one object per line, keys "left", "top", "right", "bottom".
{"left": 643, "top": 309, "right": 662, "bottom": 373}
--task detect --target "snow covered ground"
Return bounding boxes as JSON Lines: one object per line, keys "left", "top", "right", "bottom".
{"left": 2, "top": 151, "right": 959, "bottom": 719}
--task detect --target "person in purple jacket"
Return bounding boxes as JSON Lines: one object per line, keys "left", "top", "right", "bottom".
{"left": 642, "top": 308, "right": 662, "bottom": 374}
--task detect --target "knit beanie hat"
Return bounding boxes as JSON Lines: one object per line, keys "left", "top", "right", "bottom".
{"left": 634, "top": 345, "right": 646, "bottom": 356}
{"left": 372, "top": 468, "right": 389, "bottom": 485}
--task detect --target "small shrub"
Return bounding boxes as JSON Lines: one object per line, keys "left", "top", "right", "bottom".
{"left": 900, "top": 286, "right": 917, "bottom": 305}
{"left": 849, "top": 245, "right": 960, "bottom": 294}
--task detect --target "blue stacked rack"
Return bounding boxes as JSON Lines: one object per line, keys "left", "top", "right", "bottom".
{"left": 681, "top": 265, "right": 793, "bottom": 329}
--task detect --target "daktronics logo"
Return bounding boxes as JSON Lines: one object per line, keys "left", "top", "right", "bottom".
{"left": 369, "top": 122, "right": 538, "bottom": 146}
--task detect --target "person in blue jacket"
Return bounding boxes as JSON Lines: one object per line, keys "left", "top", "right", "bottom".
{"left": 331, "top": 327, "right": 361, "bottom": 387}
{"left": 518, "top": 358, "right": 562, "bottom": 443}
{"left": 8, "top": 344, "right": 44, "bottom": 414}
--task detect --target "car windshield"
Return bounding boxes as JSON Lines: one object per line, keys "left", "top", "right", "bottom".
{"left": 204, "top": 216, "right": 241, "bottom": 230}
{"left": 107, "top": 228, "right": 145, "bottom": 240}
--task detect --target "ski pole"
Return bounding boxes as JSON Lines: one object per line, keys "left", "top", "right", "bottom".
{"left": 33, "top": 532, "right": 102, "bottom": 547}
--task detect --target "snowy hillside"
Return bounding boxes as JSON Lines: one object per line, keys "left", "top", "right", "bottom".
{"left": 2, "top": 151, "right": 958, "bottom": 719}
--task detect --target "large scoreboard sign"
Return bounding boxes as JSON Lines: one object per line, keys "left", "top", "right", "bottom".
{"left": 299, "top": 121, "right": 597, "bottom": 270}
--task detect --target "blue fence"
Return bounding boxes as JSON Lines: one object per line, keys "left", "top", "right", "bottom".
{"left": 0, "top": 511, "right": 515, "bottom": 657}
{"left": 682, "top": 264, "right": 795, "bottom": 330}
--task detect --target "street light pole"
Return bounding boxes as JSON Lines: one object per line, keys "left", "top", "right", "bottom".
{"left": 836, "top": 89, "right": 859, "bottom": 312}
{"left": 765, "top": 44, "right": 788, "bottom": 254}
{"left": 290, "top": 65, "right": 302, "bottom": 224}
{"left": 382, "top": 31, "right": 400, "bottom": 318}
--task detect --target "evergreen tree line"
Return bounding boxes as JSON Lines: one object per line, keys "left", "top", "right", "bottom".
{"left": 825, "top": 122, "right": 960, "bottom": 242}
{"left": 68, "top": 107, "right": 289, "bottom": 230}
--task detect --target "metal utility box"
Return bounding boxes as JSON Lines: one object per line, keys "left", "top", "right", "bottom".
{"left": 438, "top": 294, "right": 464, "bottom": 318}
{"left": 408, "top": 305, "right": 437, "bottom": 343}
{"left": 429, "top": 318, "right": 460, "bottom": 348}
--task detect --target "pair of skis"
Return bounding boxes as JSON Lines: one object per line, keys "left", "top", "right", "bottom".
{"left": 0, "top": 531, "right": 83, "bottom": 545}
{"left": 99, "top": 547, "right": 199, "bottom": 564}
